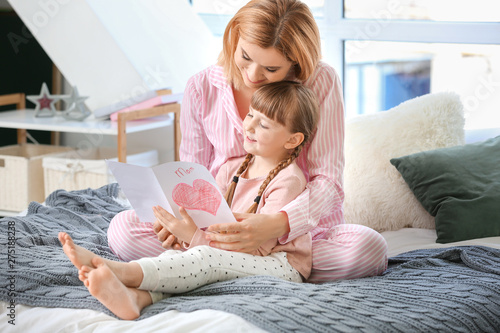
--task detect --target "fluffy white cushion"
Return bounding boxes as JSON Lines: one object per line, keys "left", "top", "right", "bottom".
{"left": 344, "top": 92, "right": 465, "bottom": 231}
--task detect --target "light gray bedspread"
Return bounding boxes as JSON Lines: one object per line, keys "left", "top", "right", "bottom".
{"left": 1, "top": 184, "right": 499, "bottom": 332}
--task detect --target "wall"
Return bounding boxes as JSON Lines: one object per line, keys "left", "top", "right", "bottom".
{"left": 0, "top": 10, "right": 53, "bottom": 147}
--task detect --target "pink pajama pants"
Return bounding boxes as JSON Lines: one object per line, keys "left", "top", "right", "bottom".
{"left": 107, "top": 210, "right": 388, "bottom": 283}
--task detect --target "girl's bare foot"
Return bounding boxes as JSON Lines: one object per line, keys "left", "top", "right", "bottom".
{"left": 79, "top": 264, "right": 93, "bottom": 283}
{"left": 59, "top": 232, "right": 98, "bottom": 270}
{"left": 60, "top": 232, "right": 144, "bottom": 288}
{"left": 85, "top": 257, "right": 152, "bottom": 320}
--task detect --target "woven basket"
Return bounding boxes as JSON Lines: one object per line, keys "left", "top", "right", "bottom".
{"left": 0, "top": 144, "right": 74, "bottom": 212}
{"left": 43, "top": 147, "right": 158, "bottom": 197}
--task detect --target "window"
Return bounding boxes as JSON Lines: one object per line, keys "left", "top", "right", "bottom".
{"left": 338, "top": 0, "right": 500, "bottom": 130}
{"left": 344, "top": 0, "right": 500, "bottom": 22}
{"left": 345, "top": 41, "right": 431, "bottom": 118}
{"left": 191, "top": 0, "right": 500, "bottom": 129}
{"left": 345, "top": 41, "right": 500, "bottom": 129}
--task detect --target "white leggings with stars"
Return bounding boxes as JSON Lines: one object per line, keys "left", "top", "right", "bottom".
{"left": 133, "top": 245, "right": 302, "bottom": 303}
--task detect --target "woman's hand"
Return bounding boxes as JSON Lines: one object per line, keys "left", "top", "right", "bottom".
{"left": 153, "top": 206, "right": 198, "bottom": 245}
{"left": 205, "top": 212, "right": 290, "bottom": 253}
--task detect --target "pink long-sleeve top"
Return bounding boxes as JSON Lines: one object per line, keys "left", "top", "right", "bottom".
{"left": 179, "top": 62, "right": 345, "bottom": 244}
{"left": 186, "top": 156, "right": 312, "bottom": 279}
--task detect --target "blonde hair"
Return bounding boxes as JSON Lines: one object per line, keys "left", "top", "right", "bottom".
{"left": 218, "top": 0, "right": 321, "bottom": 89}
{"left": 224, "top": 81, "right": 319, "bottom": 213}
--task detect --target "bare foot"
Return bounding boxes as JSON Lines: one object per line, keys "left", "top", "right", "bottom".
{"left": 85, "top": 257, "right": 152, "bottom": 320}
{"left": 59, "top": 232, "right": 98, "bottom": 270}
{"left": 60, "top": 233, "right": 144, "bottom": 288}
{"left": 79, "top": 264, "right": 93, "bottom": 283}
{"left": 78, "top": 257, "right": 117, "bottom": 283}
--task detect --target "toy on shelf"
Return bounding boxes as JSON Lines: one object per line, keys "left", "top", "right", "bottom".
{"left": 26, "top": 83, "right": 91, "bottom": 121}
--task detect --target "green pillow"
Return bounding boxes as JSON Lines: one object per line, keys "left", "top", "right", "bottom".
{"left": 390, "top": 135, "right": 500, "bottom": 243}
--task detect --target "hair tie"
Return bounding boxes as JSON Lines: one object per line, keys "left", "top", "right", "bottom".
{"left": 254, "top": 196, "right": 261, "bottom": 204}
{"left": 232, "top": 176, "right": 239, "bottom": 183}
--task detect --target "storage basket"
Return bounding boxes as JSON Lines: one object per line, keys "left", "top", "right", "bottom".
{"left": 0, "top": 144, "right": 75, "bottom": 212}
{"left": 43, "top": 147, "right": 158, "bottom": 197}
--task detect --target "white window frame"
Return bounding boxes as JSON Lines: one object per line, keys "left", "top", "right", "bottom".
{"left": 192, "top": 0, "right": 500, "bottom": 98}
{"left": 322, "top": 0, "right": 500, "bottom": 88}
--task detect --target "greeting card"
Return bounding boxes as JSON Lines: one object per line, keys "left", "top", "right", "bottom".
{"left": 106, "top": 160, "right": 235, "bottom": 227}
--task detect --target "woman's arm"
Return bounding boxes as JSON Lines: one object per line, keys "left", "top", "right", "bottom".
{"left": 279, "top": 64, "right": 345, "bottom": 242}
{"left": 206, "top": 211, "right": 289, "bottom": 252}
{"left": 207, "top": 167, "right": 308, "bottom": 252}
{"left": 179, "top": 74, "right": 214, "bottom": 167}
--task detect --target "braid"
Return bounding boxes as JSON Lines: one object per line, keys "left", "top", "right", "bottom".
{"left": 224, "top": 153, "right": 253, "bottom": 207}
{"left": 246, "top": 145, "right": 304, "bottom": 213}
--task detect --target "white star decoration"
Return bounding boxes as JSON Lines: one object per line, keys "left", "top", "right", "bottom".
{"left": 26, "top": 82, "right": 60, "bottom": 117}
{"left": 26, "top": 83, "right": 91, "bottom": 121}
{"left": 61, "top": 86, "right": 91, "bottom": 121}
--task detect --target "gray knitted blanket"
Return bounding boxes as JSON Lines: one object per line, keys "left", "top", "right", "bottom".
{"left": 1, "top": 184, "right": 499, "bottom": 333}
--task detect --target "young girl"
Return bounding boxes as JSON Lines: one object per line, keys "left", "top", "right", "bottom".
{"left": 59, "top": 81, "right": 319, "bottom": 320}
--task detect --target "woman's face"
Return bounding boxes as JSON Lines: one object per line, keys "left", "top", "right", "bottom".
{"left": 234, "top": 38, "right": 294, "bottom": 90}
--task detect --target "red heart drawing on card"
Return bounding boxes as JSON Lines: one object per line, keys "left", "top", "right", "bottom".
{"left": 172, "top": 179, "right": 221, "bottom": 216}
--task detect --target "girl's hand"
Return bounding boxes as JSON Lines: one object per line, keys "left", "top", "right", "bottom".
{"left": 152, "top": 220, "right": 182, "bottom": 250}
{"left": 153, "top": 206, "right": 198, "bottom": 245}
{"left": 205, "top": 212, "right": 290, "bottom": 253}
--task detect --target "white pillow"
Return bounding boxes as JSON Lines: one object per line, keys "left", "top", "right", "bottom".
{"left": 344, "top": 92, "right": 465, "bottom": 231}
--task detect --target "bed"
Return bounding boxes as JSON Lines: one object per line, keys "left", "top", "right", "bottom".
{"left": 1, "top": 92, "right": 500, "bottom": 332}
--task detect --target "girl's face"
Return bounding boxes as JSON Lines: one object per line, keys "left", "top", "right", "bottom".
{"left": 243, "top": 107, "right": 302, "bottom": 161}
{"left": 235, "top": 38, "right": 294, "bottom": 90}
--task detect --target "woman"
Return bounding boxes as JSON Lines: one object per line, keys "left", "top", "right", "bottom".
{"left": 108, "top": 0, "right": 388, "bottom": 282}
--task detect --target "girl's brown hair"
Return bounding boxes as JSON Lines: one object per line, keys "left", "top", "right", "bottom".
{"left": 218, "top": 0, "right": 321, "bottom": 89}
{"left": 224, "top": 81, "right": 319, "bottom": 213}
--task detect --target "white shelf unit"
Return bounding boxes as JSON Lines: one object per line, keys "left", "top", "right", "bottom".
{"left": 0, "top": 105, "right": 181, "bottom": 217}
